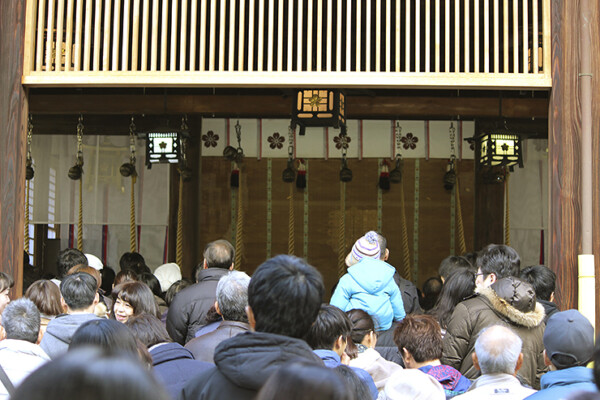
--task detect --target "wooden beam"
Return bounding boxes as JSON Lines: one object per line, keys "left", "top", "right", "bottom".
{"left": 29, "top": 93, "right": 550, "bottom": 120}
{"left": 0, "top": 0, "right": 27, "bottom": 297}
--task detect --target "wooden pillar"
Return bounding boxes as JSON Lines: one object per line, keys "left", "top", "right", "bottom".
{"left": 0, "top": 0, "right": 28, "bottom": 297}
{"left": 549, "top": 0, "right": 600, "bottom": 314}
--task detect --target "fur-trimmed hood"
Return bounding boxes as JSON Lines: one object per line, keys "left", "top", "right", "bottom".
{"left": 478, "top": 278, "right": 545, "bottom": 328}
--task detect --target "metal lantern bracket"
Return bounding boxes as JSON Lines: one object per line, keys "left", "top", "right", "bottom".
{"left": 143, "top": 117, "right": 189, "bottom": 169}
{"left": 291, "top": 89, "right": 346, "bottom": 136}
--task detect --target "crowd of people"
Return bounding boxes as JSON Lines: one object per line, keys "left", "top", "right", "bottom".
{"left": 0, "top": 231, "right": 598, "bottom": 400}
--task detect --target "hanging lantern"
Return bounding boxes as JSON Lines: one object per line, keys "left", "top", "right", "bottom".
{"left": 291, "top": 89, "right": 346, "bottom": 136}
{"left": 145, "top": 119, "right": 188, "bottom": 168}
{"left": 477, "top": 132, "right": 523, "bottom": 168}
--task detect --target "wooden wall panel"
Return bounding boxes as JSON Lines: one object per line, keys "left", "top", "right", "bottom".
{"left": 591, "top": 0, "right": 600, "bottom": 329}
{"left": 0, "top": 0, "right": 27, "bottom": 297}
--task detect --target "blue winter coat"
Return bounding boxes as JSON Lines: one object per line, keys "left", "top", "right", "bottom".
{"left": 330, "top": 258, "right": 406, "bottom": 331}
{"left": 524, "top": 367, "right": 597, "bottom": 400}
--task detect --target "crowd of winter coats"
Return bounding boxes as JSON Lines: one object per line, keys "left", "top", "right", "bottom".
{"left": 0, "top": 232, "right": 599, "bottom": 400}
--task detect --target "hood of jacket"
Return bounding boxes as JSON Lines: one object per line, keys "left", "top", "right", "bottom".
{"left": 213, "top": 331, "right": 323, "bottom": 391}
{"left": 540, "top": 366, "right": 594, "bottom": 389}
{"left": 44, "top": 313, "right": 99, "bottom": 345}
{"left": 347, "top": 258, "right": 396, "bottom": 294}
{"left": 150, "top": 342, "right": 194, "bottom": 365}
{"left": 0, "top": 339, "right": 50, "bottom": 361}
{"left": 478, "top": 278, "right": 545, "bottom": 328}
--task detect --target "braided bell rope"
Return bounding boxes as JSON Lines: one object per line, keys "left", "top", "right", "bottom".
{"left": 77, "top": 178, "right": 83, "bottom": 251}
{"left": 234, "top": 168, "right": 244, "bottom": 270}
{"left": 176, "top": 175, "right": 184, "bottom": 268}
{"left": 455, "top": 177, "right": 466, "bottom": 255}
{"left": 505, "top": 173, "right": 511, "bottom": 246}
{"left": 399, "top": 180, "right": 411, "bottom": 280}
{"left": 130, "top": 176, "right": 137, "bottom": 252}
{"left": 24, "top": 183, "right": 30, "bottom": 253}
{"left": 288, "top": 184, "right": 295, "bottom": 255}
{"left": 337, "top": 182, "right": 346, "bottom": 278}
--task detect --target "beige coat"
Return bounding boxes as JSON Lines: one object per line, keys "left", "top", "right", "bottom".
{"left": 349, "top": 347, "right": 403, "bottom": 392}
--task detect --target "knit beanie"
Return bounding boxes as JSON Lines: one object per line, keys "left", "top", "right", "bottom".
{"left": 154, "top": 263, "right": 182, "bottom": 293}
{"left": 345, "top": 231, "right": 381, "bottom": 267}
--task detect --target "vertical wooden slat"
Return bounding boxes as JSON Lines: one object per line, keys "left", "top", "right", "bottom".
{"left": 112, "top": 0, "right": 121, "bottom": 70}
{"left": 218, "top": 0, "right": 225, "bottom": 71}
{"left": 503, "top": 0, "right": 508, "bottom": 72}
{"left": 141, "top": 0, "right": 150, "bottom": 71}
{"left": 484, "top": 0, "right": 489, "bottom": 73}
{"left": 415, "top": 0, "right": 420, "bottom": 72}
{"left": 267, "top": 0, "right": 274, "bottom": 71}
{"left": 464, "top": 0, "right": 469, "bottom": 72}
{"left": 121, "top": 0, "right": 130, "bottom": 71}
{"left": 83, "top": 0, "right": 92, "bottom": 71}
{"left": 532, "top": 0, "right": 539, "bottom": 72}
{"left": 36, "top": 0, "right": 46, "bottom": 71}
{"left": 444, "top": 0, "right": 448, "bottom": 72}
{"left": 297, "top": 0, "right": 303, "bottom": 71}
{"left": 151, "top": 0, "right": 159, "bottom": 71}
{"left": 209, "top": 0, "right": 216, "bottom": 71}
{"left": 493, "top": 0, "right": 499, "bottom": 72}
{"left": 170, "top": 0, "right": 178, "bottom": 70}
{"left": 386, "top": 0, "right": 390, "bottom": 72}
{"left": 132, "top": 0, "right": 142, "bottom": 71}
{"left": 375, "top": 0, "right": 381, "bottom": 71}
{"left": 316, "top": 0, "right": 322, "bottom": 71}
{"left": 474, "top": 0, "right": 479, "bottom": 72}
{"left": 356, "top": 0, "right": 361, "bottom": 71}
{"left": 189, "top": 0, "right": 197, "bottom": 70}
{"left": 435, "top": 0, "right": 440, "bottom": 72}
{"left": 395, "top": 0, "right": 400, "bottom": 71}
{"left": 425, "top": 0, "right": 430, "bottom": 73}
{"left": 45, "top": 0, "right": 55, "bottom": 71}
{"left": 65, "top": 0, "right": 74, "bottom": 71}
{"left": 278, "top": 0, "right": 284, "bottom": 71}
{"left": 366, "top": 0, "right": 371, "bottom": 71}
{"left": 23, "top": 0, "right": 39, "bottom": 74}
{"left": 542, "top": 0, "right": 550, "bottom": 74}
{"left": 200, "top": 0, "right": 207, "bottom": 71}
{"left": 239, "top": 0, "right": 246, "bottom": 70}
{"left": 326, "top": 0, "right": 332, "bottom": 71}
{"left": 56, "top": 0, "right": 65, "bottom": 71}
{"left": 307, "top": 0, "right": 313, "bottom": 71}
{"left": 257, "top": 0, "right": 265, "bottom": 71}
{"left": 93, "top": 0, "right": 102, "bottom": 71}
{"left": 180, "top": 0, "right": 188, "bottom": 70}
{"left": 74, "top": 0, "right": 83, "bottom": 71}
{"left": 103, "top": 0, "right": 112, "bottom": 71}
{"left": 346, "top": 0, "right": 351, "bottom": 71}
{"left": 229, "top": 0, "right": 236, "bottom": 71}
{"left": 405, "top": 0, "right": 410, "bottom": 71}
{"left": 522, "top": 0, "right": 528, "bottom": 73}
{"left": 248, "top": 0, "right": 255, "bottom": 70}
{"left": 513, "top": 0, "right": 518, "bottom": 72}
{"left": 288, "top": 0, "right": 293, "bottom": 70}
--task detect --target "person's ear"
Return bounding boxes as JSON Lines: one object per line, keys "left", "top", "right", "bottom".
{"left": 514, "top": 353, "right": 524, "bottom": 374}
{"left": 245, "top": 305, "right": 256, "bottom": 330}
{"left": 93, "top": 292, "right": 99, "bottom": 306}
{"left": 489, "top": 273, "right": 497, "bottom": 284}
{"left": 543, "top": 349, "right": 553, "bottom": 367}
{"left": 60, "top": 296, "right": 68, "bottom": 312}
{"left": 472, "top": 352, "right": 481, "bottom": 371}
{"left": 36, "top": 328, "right": 43, "bottom": 345}
{"left": 203, "top": 259, "right": 208, "bottom": 270}
{"left": 214, "top": 301, "right": 222, "bottom": 316}
{"left": 550, "top": 292, "right": 555, "bottom": 302}
{"left": 383, "top": 249, "right": 390, "bottom": 261}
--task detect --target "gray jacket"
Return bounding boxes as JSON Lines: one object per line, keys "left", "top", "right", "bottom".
{"left": 39, "top": 313, "right": 99, "bottom": 359}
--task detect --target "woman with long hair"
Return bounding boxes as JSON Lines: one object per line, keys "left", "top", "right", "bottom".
{"left": 111, "top": 281, "right": 160, "bottom": 323}
{"left": 429, "top": 267, "right": 476, "bottom": 335}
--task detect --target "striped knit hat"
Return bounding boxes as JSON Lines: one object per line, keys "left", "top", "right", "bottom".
{"left": 345, "top": 231, "right": 381, "bottom": 267}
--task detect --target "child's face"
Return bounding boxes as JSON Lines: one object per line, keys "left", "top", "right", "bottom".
{"left": 0, "top": 288, "right": 10, "bottom": 314}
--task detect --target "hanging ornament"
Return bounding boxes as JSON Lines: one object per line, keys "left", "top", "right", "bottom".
{"left": 390, "top": 121, "right": 403, "bottom": 183}
{"left": 120, "top": 117, "right": 138, "bottom": 178}
{"left": 178, "top": 116, "right": 193, "bottom": 182}
{"left": 444, "top": 122, "right": 457, "bottom": 191}
{"left": 25, "top": 115, "right": 34, "bottom": 180}
{"left": 226, "top": 121, "right": 244, "bottom": 188}
{"left": 378, "top": 160, "right": 390, "bottom": 190}
{"left": 296, "top": 159, "right": 307, "bottom": 189}
{"left": 282, "top": 125, "right": 296, "bottom": 182}
{"left": 68, "top": 115, "right": 85, "bottom": 180}
{"left": 230, "top": 162, "right": 240, "bottom": 187}
{"left": 339, "top": 129, "right": 352, "bottom": 182}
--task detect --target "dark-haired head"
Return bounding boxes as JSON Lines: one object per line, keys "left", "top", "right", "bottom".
{"left": 420, "top": 277, "right": 443, "bottom": 311}
{"left": 70, "top": 318, "right": 139, "bottom": 356}
{"left": 305, "top": 304, "right": 352, "bottom": 351}
{"left": 139, "top": 272, "right": 162, "bottom": 298}
{"left": 25, "top": 279, "right": 63, "bottom": 316}
{"left": 430, "top": 267, "right": 476, "bottom": 330}
{"left": 438, "top": 255, "right": 473, "bottom": 282}
{"left": 477, "top": 244, "right": 520, "bottom": 279}
{"left": 57, "top": 248, "right": 88, "bottom": 279}
{"left": 112, "top": 281, "right": 160, "bottom": 323}
{"left": 114, "top": 269, "right": 139, "bottom": 287}
{"left": 165, "top": 279, "right": 191, "bottom": 306}
{"left": 100, "top": 266, "right": 116, "bottom": 295}
{"left": 256, "top": 362, "right": 354, "bottom": 400}
{"left": 11, "top": 347, "right": 170, "bottom": 400}
{"left": 68, "top": 265, "right": 101, "bottom": 290}
{"left": 248, "top": 255, "right": 323, "bottom": 338}
{"left": 344, "top": 309, "right": 376, "bottom": 359}
{"left": 126, "top": 313, "right": 172, "bottom": 348}
{"left": 60, "top": 273, "right": 98, "bottom": 311}
{"left": 519, "top": 265, "right": 555, "bottom": 301}
{"left": 334, "top": 365, "right": 370, "bottom": 400}
{"left": 393, "top": 314, "right": 443, "bottom": 367}
{"left": 119, "top": 252, "right": 147, "bottom": 273}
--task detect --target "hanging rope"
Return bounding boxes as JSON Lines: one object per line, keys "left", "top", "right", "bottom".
{"left": 504, "top": 172, "right": 511, "bottom": 246}
{"left": 24, "top": 115, "right": 34, "bottom": 253}
{"left": 130, "top": 175, "right": 137, "bottom": 252}
{"left": 338, "top": 182, "right": 346, "bottom": 278}
{"left": 288, "top": 184, "right": 295, "bottom": 255}
{"left": 455, "top": 177, "right": 467, "bottom": 255}
{"left": 77, "top": 178, "right": 83, "bottom": 251}
{"left": 24, "top": 183, "right": 30, "bottom": 253}
{"left": 234, "top": 166, "right": 244, "bottom": 270}
{"left": 399, "top": 179, "right": 411, "bottom": 280}
{"left": 176, "top": 174, "right": 184, "bottom": 267}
